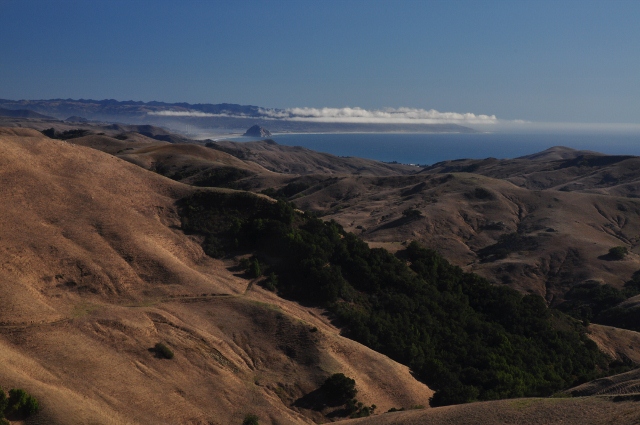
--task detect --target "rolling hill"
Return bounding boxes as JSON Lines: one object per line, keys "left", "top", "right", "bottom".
{"left": 2, "top": 121, "right": 640, "bottom": 423}
{"left": 0, "top": 128, "right": 432, "bottom": 424}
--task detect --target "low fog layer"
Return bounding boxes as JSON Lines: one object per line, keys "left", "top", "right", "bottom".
{"left": 149, "top": 106, "right": 498, "bottom": 125}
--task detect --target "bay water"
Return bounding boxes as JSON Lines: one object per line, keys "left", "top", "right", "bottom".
{"left": 227, "top": 131, "right": 640, "bottom": 166}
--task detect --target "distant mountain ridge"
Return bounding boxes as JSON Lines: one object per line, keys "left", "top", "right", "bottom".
{"left": 0, "top": 98, "right": 477, "bottom": 134}
{"left": 0, "top": 106, "right": 55, "bottom": 120}
{"left": 0, "top": 98, "right": 258, "bottom": 120}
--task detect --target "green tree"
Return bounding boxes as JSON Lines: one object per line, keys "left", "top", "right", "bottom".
{"left": 609, "top": 246, "right": 628, "bottom": 260}
{"left": 320, "top": 373, "right": 357, "bottom": 405}
{"left": 7, "top": 388, "right": 39, "bottom": 417}
{"left": 242, "top": 413, "right": 259, "bottom": 425}
{"left": 0, "top": 388, "right": 7, "bottom": 416}
{"left": 154, "top": 342, "right": 174, "bottom": 359}
{"left": 249, "top": 258, "right": 262, "bottom": 278}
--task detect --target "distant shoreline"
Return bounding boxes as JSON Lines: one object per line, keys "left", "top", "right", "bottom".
{"left": 204, "top": 130, "right": 487, "bottom": 141}
{"left": 205, "top": 131, "right": 640, "bottom": 166}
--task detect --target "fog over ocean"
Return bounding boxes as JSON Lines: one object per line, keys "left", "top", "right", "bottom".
{"left": 227, "top": 131, "right": 640, "bottom": 166}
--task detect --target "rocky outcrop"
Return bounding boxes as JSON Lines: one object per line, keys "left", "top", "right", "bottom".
{"left": 243, "top": 124, "right": 272, "bottom": 137}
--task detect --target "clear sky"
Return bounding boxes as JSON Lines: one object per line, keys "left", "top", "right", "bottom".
{"left": 1, "top": 0, "right": 639, "bottom": 125}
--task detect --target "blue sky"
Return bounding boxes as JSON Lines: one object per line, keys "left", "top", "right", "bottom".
{"left": 1, "top": 0, "right": 639, "bottom": 125}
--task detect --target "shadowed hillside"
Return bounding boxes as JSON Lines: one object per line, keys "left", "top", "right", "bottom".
{"left": 286, "top": 171, "right": 640, "bottom": 302}
{"left": 422, "top": 146, "right": 640, "bottom": 197}
{"left": 208, "top": 139, "right": 419, "bottom": 176}
{"left": 343, "top": 396, "right": 640, "bottom": 425}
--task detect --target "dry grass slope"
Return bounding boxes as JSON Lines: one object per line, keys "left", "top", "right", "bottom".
{"left": 0, "top": 128, "right": 432, "bottom": 424}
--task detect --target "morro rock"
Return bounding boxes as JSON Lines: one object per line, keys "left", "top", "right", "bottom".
{"left": 243, "top": 124, "right": 272, "bottom": 138}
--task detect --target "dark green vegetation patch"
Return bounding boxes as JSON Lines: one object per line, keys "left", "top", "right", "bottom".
{"left": 154, "top": 342, "right": 174, "bottom": 359}
{"left": 608, "top": 246, "right": 629, "bottom": 260}
{"left": 0, "top": 387, "right": 39, "bottom": 422}
{"left": 295, "top": 373, "right": 375, "bottom": 418}
{"left": 190, "top": 167, "right": 254, "bottom": 188}
{"left": 320, "top": 373, "right": 357, "bottom": 406}
{"left": 558, "top": 272, "right": 640, "bottom": 333}
{"left": 178, "top": 191, "right": 619, "bottom": 407}
{"left": 41, "top": 128, "right": 91, "bottom": 140}
{"left": 242, "top": 413, "right": 259, "bottom": 425}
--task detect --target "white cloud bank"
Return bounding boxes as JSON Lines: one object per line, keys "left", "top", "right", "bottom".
{"left": 149, "top": 107, "right": 497, "bottom": 125}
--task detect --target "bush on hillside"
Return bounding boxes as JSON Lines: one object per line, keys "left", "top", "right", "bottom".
{"left": 0, "top": 387, "right": 39, "bottom": 420}
{"left": 40, "top": 128, "right": 90, "bottom": 140}
{"left": 7, "top": 388, "right": 39, "bottom": 417}
{"left": 154, "top": 342, "right": 174, "bottom": 359}
{"left": 320, "top": 373, "right": 357, "bottom": 406}
{"left": 557, "top": 282, "right": 627, "bottom": 322}
{"left": 609, "top": 246, "right": 628, "bottom": 260}
{"left": 402, "top": 208, "right": 423, "bottom": 219}
{"left": 242, "top": 413, "right": 259, "bottom": 425}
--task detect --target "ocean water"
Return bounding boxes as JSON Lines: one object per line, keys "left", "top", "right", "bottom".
{"left": 227, "top": 131, "right": 640, "bottom": 166}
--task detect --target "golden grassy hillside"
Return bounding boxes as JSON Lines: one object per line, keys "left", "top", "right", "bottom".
{"left": 0, "top": 128, "right": 432, "bottom": 424}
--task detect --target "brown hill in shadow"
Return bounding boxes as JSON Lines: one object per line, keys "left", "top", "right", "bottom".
{"left": 568, "top": 367, "right": 640, "bottom": 397}
{"left": 287, "top": 172, "right": 640, "bottom": 303}
{"left": 0, "top": 107, "right": 55, "bottom": 120}
{"left": 422, "top": 146, "right": 640, "bottom": 197}
{"left": 209, "top": 139, "right": 419, "bottom": 176}
{"left": 343, "top": 396, "right": 640, "bottom": 425}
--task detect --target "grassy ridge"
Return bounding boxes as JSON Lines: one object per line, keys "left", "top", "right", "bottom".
{"left": 179, "top": 191, "right": 616, "bottom": 406}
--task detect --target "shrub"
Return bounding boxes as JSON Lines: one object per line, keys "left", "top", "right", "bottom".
{"left": 0, "top": 389, "right": 7, "bottom": 415}
{"left": 41, "top": 128, "right": 57, "bottom": 138}
{"left": 350, "top": 403, "right": 376, "bottom": 418}
{"left": 263, "top": 272, "right": 278, "bottom": 291}
{"left": 154, "top": 342, "right": 174, "bottom": 359}
{"left": 249, "top": 258, "right": 262, "bottom": 278}
{"left": 609, "top": 246, "right": 628, "bottom": 260}
{"left": 40, "top": 128, "right": 90, "bottom": 140}
{"left": 473, "top": 187, "right": 494, "bottom": 199}
{"left": 402, "top": 208, "right": 423, "bottom": 219}
{"left": 6, "top": 388, "right": 39, "bottom": 417}
{"left": 320, "top": 373, "right": 357, "bottom": 405}
{"left": 242, "top": 413, "right": 259, "bottom": 425}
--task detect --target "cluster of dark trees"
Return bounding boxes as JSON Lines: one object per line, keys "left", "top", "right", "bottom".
{"left": 178, "top": 191, "right": 623, "bottom": 406}
{"left": 41, "top": 128, "right": 90, "bottom": 140}
{"left": 557, "top": 272, "right": 640, "bottom": 331}
{"left": 0, "top": 387, "right": 39, "bottom": 423}
{"left": 320, "top": 373, "right": 375, "bottom": 418}
{"left": 190, "top": 167, "right": 254, "bottom": 188}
